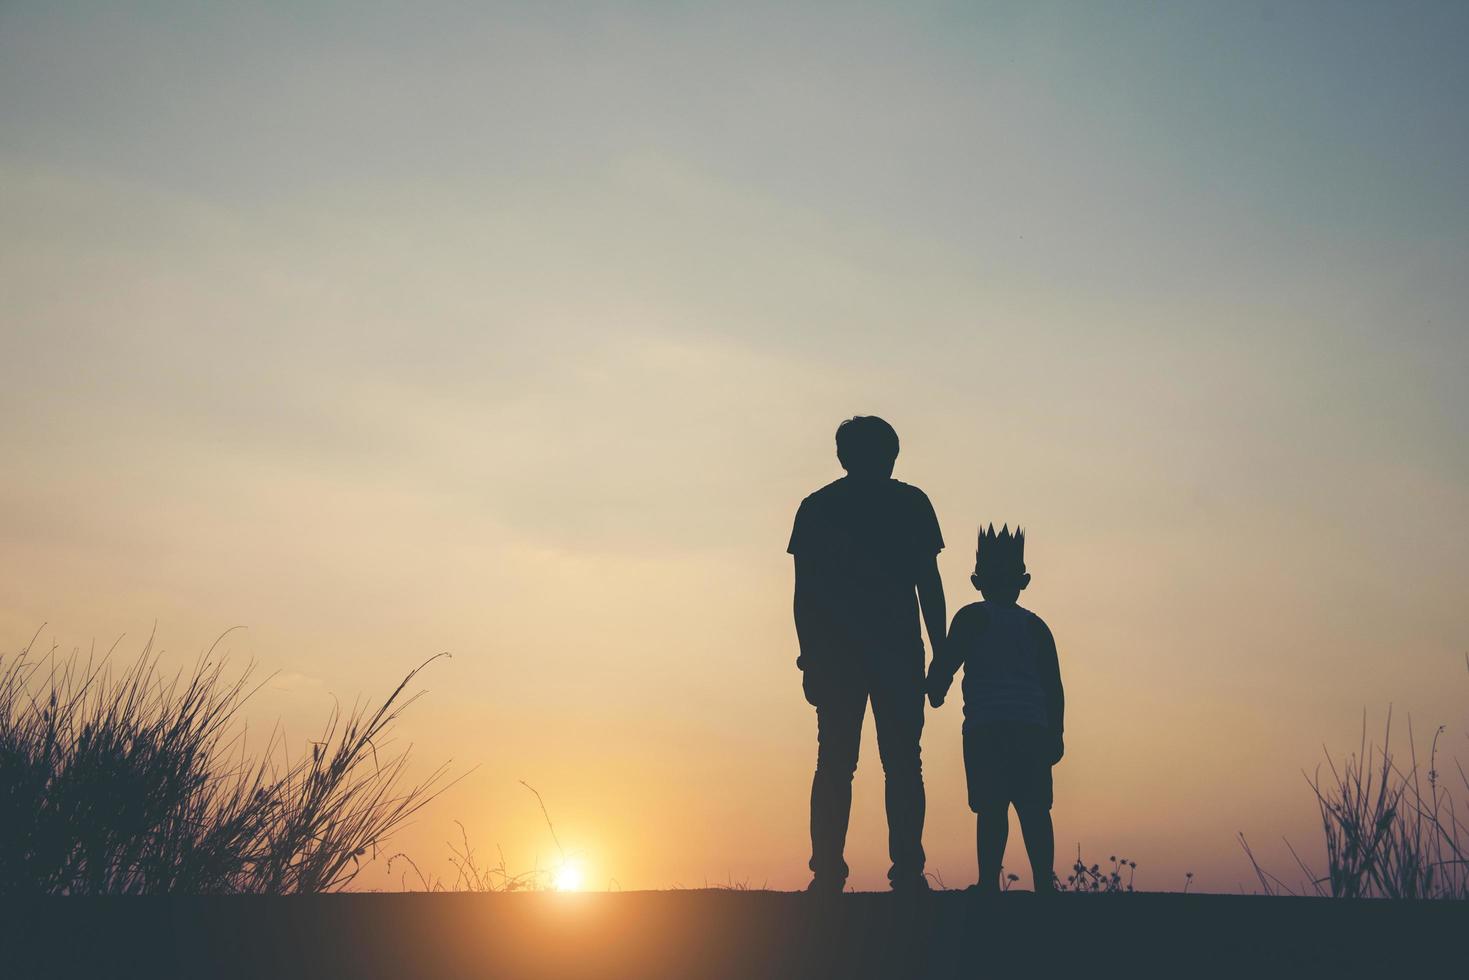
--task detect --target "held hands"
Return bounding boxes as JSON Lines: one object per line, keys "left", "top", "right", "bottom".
{"left": 925, "top": 667, "right": 953, "bottom": 709}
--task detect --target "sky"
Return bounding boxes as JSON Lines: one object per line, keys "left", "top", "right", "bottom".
{"left": 2, "top": 1, "right": 1467, "bottom": 893}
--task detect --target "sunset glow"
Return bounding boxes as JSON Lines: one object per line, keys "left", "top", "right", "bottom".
{"left": 2, "top": 2, "right": 1467, "bottom": 898}
{"left": 553, "top": 861, "right": 585, "bottom": 893}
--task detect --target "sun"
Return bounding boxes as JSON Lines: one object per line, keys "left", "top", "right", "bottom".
{"left": 553, "top": 860, "right": 585, "bottom": 892}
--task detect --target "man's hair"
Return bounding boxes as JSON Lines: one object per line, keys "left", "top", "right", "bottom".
{"left": 835, "top": 416, "right": 900, "bottom": 475}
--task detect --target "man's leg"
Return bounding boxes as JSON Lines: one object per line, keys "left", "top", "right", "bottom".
{"left": 871, "top": 675, "right": 926, "bottom": 887}
{"left": 809, "top": 683, "right": 866, "bottom": 889}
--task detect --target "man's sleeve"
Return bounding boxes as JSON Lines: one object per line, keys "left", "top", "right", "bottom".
{"left": 787, "top": 498, "right": 809, "bottom": 556}
{"left": 915, "top": 490, "right": 944, "bottom": 555}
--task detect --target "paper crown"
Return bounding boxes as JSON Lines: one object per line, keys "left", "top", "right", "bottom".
{"left": 974, "top": 523, "right": 1026, "bottom": 577}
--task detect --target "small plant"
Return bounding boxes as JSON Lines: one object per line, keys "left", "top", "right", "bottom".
{"left": 388, "top": 821, "right": 553, "bottom": 892}
{"left": 389, "top": 782, "right": 577, "bottom": 892}
{"left": 705, "top": 874, "right": 766, "bottom": 891}
{"left": 1055, "top": 847, "right": 1136, "bottom": 893}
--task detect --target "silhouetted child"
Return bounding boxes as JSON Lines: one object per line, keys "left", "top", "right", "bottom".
{"left": 926, "top": 524, "right": 1064, "bottom": 894}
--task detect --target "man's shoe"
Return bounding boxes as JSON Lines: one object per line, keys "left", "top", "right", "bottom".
{"left": 806, "top": 876, "right": 845, "bottom": 895}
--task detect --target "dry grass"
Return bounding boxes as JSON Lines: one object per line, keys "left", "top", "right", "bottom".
{"left": 387, "top": 820, "right": 558, "bottom": 892}
{"left": 1243, "top": 659, "right": 1468, "bottom": 899}
{"left": 387, "top": 782, "right": 570, "bottom": 892}
{"left": 0, "top": 627, "right": 454, "bottom": 894}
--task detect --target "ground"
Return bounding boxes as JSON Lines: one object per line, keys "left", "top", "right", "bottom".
{"left": 5, "top": 891, "right": 1463, "bottom": 978}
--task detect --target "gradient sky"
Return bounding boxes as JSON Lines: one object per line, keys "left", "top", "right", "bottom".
{"left": 3, "top": 1, "right": 1467, "bottom": 892}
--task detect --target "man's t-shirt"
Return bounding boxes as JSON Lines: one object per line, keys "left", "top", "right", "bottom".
{"left": 787, "top": 477, "right": 944, "bottom": 669}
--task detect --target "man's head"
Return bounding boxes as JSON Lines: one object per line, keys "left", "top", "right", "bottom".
{"left": 972, "top": 524, "right": 1030, "bottom": 605}
{"left": 835, "top": 416, "right": 899, "bottom": 479}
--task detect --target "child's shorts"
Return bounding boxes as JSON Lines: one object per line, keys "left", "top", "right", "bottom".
{"left": 963, "top": 722, "right": 1053, "bottom": 814}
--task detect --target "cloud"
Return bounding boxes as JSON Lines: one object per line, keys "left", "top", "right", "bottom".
{"left": 267, "top": 670, "right": 325, "bottom": 694}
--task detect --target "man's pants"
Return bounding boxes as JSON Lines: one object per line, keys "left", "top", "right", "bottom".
{"left": 809, "top": 673, "right": 926, "bottom": 884}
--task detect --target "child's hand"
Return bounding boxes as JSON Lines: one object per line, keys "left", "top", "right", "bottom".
{"left": 925, "top": 669, "right": 951, "bottom": 709}
{"left": 1048, "top": 731, "right": 1065, "bottom": 765}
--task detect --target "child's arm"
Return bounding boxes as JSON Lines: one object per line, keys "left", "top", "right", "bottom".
{"left": 926, "top": 605, "right": 981, "bottom": 708}
{"left": 1033, "top": 617, "right": 1065, "bottom": 763}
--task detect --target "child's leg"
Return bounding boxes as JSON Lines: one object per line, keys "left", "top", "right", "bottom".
{"left": 1015, "top": 805, "right": 1055, "bottom": 892}
{"left": 975, "top": 807, "right": 1008, "bottom": 892}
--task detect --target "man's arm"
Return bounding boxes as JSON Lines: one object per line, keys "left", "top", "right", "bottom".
{"left": 925, "top": 604, "right": 966, "bottom": 708}
{"left": 916, "top": 555, "right": 947, "bottom": 670}
{"left": 792, "top": 554, "right": 821, "bottom": 670}
{"left": 916, "top": 555, "right": 951, "bottom": 708}
{"left": 912, "top": 490, "right": 947, "bottom": 676}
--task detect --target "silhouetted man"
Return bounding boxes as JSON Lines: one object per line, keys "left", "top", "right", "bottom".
{"left": 788, "top": 416, "right": 946, "bottom": 893}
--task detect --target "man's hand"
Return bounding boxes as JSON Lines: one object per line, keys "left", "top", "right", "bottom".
{"left": 1047, "top": 731, "right": 1065, "bottom": 766}
{"left": 925, "top": 668, "right": 952, "bottom": 709}
{"left": 926, "top": 633, "right": 944, "bottom": 672}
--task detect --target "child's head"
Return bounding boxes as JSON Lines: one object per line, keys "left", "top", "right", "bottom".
{"left": 972, "top": 524, "right": 1030, "bottom": 605}
{"left": 835, "top": 416, "right": 899, "bottom": 479}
